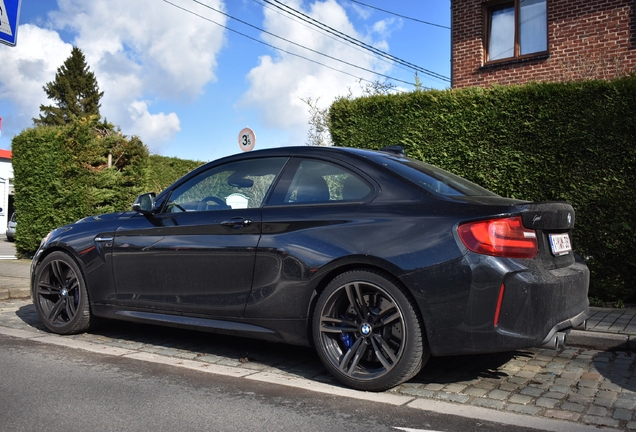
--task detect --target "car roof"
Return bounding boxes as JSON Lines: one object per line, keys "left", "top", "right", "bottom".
{"left": 217, "top": 146, "right": 387, "bottom": 159}
{"left": 187, "top": 146, "right": 393, "bottom": 178}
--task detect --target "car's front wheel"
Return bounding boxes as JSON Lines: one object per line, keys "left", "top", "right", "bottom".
{"left": 313, "top": 270, "right": 429, "bottom": 391}
{"left": 33, "top": 251, "right": 92, "bottom": 335}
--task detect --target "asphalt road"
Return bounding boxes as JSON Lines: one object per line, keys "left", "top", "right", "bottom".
{"left": 1, "top": 335, "right": 544, "bottom": 432}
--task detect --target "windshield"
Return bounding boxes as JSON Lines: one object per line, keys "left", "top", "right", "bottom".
{"left": 369, "top": 153, "right": 499, "bottom": 198}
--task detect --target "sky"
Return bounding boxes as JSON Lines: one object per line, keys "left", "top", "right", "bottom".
{"left": 0, "top": 0, "right": 451, "bottom": 162}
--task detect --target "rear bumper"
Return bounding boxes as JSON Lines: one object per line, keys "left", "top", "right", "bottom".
{"left": 418, "top": 257, "right": 590, "bottom": 356}
{"left": 496, "top": 260, "right": 590, "bottom": 346}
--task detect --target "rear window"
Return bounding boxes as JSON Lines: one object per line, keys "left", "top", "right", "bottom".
{"left": 370, "top": 154, "right": 499, "bottom": 198}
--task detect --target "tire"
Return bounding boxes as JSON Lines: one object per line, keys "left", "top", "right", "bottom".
{"left": 33, "top": 251, "right": 92, "bottom": 335}
{"left": 312, "top": 269, "right": 429, "bottom": 391}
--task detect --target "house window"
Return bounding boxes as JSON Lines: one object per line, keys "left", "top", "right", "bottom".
{"left": 486, "top": 0, "right": 547, "bottom": 62}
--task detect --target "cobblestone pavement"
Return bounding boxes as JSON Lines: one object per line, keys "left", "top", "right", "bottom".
{"left": 588, "top": 308, "right": 636, "bottom": 335}
{"left": 1, "top": 299, "right": 635, "bottom": 430}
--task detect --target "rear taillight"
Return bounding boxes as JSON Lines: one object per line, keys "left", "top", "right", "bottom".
{"left": 458, "top": 216, "right": 538, "bottom": 259}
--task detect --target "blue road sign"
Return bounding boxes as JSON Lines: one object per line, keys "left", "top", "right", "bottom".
{"left": 0, "top": 0, "right": 22, "bottom": 47}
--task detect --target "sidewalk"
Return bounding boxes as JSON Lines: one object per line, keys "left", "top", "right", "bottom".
{"left": 0, "top": 233, "right": 30, "bottom": 300}
{"left": 1, "top": 238, "right": 634, "bottom": 351}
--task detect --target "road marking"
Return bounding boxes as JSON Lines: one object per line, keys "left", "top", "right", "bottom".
{"left": 394, "top": 428, "right": 442, "bottom": 432}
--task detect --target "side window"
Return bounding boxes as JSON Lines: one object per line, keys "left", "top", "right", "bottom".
{"left": 164, "top": 157, "right": 287, "bottom": 213}
{"left": 283, "top": 160, "right": 371, "bottom": 204}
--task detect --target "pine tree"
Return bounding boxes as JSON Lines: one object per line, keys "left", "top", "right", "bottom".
{"left": 33, "top": 47, "right": 104, "bottom": 126}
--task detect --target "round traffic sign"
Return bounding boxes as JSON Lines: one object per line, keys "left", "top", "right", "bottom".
{"left": 238, "top": 127, "right": 256, "bottom": 152}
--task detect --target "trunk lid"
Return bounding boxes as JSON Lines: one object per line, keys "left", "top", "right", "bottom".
{"left": 517, "top": 202, "right": 577, "bottom": 269}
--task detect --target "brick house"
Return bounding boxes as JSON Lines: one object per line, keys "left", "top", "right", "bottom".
{"left": 451, "top": 0, "right": 636, "bottom": 88}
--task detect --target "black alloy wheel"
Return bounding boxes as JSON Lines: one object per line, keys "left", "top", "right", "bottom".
{"left": 34, "top": 251, "right": 92, "bottom": 335}
{"left": 313, "top": 270, "right": 428, "bottom": 391}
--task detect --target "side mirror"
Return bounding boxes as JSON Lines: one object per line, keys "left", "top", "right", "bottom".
{"left": 132, "top": 192, "right": 156, "bottom": 214}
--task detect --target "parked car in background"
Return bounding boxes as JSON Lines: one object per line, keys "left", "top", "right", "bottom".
{"left": 30, "top": 146, "right": 590, "bottom": 391}
{"left": 6, "top": 212, "right": 16, "bottom": 241}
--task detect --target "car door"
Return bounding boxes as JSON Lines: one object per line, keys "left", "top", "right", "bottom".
{"left": 112, "top": 157, "right": 288, "bottom": 317}
{"left": 245, "top": 157, "right": 376, "bottom": 320}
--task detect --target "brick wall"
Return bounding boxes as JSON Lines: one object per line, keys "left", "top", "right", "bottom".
{"left": 451, "top": 0, "right": 636, "bottom": 88}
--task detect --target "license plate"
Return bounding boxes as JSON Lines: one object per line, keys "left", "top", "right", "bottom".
{"left": 549, "top": 233, "right": 572, "bottom": 256}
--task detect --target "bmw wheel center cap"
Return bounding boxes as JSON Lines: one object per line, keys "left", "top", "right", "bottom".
{"left": 361, "top": 323, "right": 372, "bottom": 336}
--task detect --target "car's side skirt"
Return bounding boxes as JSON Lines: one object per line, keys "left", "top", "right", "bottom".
{"left": 91, "top": 305, "right": 311, "bottom": 347}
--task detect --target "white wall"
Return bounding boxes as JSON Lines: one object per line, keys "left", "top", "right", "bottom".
{"left": 0, "top": 159, "right": 14, "bottom": 229}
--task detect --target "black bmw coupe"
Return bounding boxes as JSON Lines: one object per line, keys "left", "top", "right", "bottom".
{"left": 31, "top": 146, "right": 589, "bottom": 391}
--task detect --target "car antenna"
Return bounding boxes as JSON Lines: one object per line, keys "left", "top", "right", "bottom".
{"left": 379, "top": 146, "right": 406, "bottom": 156}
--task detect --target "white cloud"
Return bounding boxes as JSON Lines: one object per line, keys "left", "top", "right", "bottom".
{"left": 0, "top": 24, "right": 72, "bottom": 131}
{"left": 127, "top": 100, "right": 181, "bottom": 153}
{"left": 372, "top": 17, "right": 401, "bottom": 40}
{"left": 238, "top": 0, "right": 393, "bottom": 146}
{"left": 48, "top": 0, "right": 227, "bottom": 149}
{"left": 1, "top": 0, "right": 226, "bottom": 149}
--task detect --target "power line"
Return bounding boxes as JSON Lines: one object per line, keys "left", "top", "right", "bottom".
{"left": 162, "top": 0, "right": 417, "bottom": 87}
{"left": 251, "top": 0, "right": 407, "bottom": 75}
{"left": 347, "top": 0, "right": 450, "bottom": 29}
{"left": 262, "top": 0, "right": 449, "bottom": 82}
{"left": 185, "top": 0, "right": 422, "bottom": 85}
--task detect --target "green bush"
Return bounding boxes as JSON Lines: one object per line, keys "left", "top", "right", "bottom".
{"left": 143, "top": 155, "right": 204, "bottom": 193}
{"left": 329, "top": 76, "right": 636, "bottom": 302}
{"left": 12, "top": 117, "right": 148, "bottom": 255}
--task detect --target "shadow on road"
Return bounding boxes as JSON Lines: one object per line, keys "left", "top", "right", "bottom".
{"left": 410, "top": 351, "right": 523, "bottom": 385}
{"left": 592, "top": 350, "right": 636, "bottom": 393}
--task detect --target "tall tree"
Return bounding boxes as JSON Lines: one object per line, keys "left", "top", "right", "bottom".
{"left": 33, "top": 47, "right": 104, "bottom": 126}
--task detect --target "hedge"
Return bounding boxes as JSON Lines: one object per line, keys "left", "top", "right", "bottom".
{"left": 11, "top": 119, "right": 204, "bottom": 257}
{"left": 12, "top": 117, "right": 148, "bottom": 255}
{"left": 329, "top": 76, "right": 636, "bottom": 302}
{"left": 143, "top": 155, "right": 204, "bottom": 193}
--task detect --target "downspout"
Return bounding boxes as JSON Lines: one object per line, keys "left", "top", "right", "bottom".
{"left": 450, "top": 0, "right": 454, "bottom": 88}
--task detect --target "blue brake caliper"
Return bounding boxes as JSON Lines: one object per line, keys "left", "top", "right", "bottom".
{"left": 339, "top": 315, "right": 353, "bottom": 349}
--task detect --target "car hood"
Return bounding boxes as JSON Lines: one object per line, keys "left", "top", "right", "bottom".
{"left": 75, "top": 211, "right": 138, "bottom": 225}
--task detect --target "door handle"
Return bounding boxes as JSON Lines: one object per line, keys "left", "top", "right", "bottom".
{"left": 221, "top": 218, "right": 253, "bottom": 228}
{"left": 95, "top": 236, "right": 114, "bottom": 242}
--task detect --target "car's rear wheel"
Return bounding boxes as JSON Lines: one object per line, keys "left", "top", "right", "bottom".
{"left": 33, "top": 251, "right": 92, "bottom": 335}
{"left": 313, "top": 270, "right": 428, "bottom": 391}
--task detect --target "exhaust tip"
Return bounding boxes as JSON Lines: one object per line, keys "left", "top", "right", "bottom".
{"left": 574, "top": 320, "right": 587, "bottom": 331}
{"left": 555, "top": 332, "right": 567, "bottom": 349}
{"left": 540, "top": 331, "right": 568, "bottom": 350}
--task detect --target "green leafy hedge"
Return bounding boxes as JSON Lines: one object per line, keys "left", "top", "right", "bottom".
{"left": 329, "top": 76, "right": 636, "bottom": 302}
{"left": 144, "top": 155, "right": 203, "bottom": 193}
{"left": 12, "top": 117, "right": 148, "bottom": 255}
